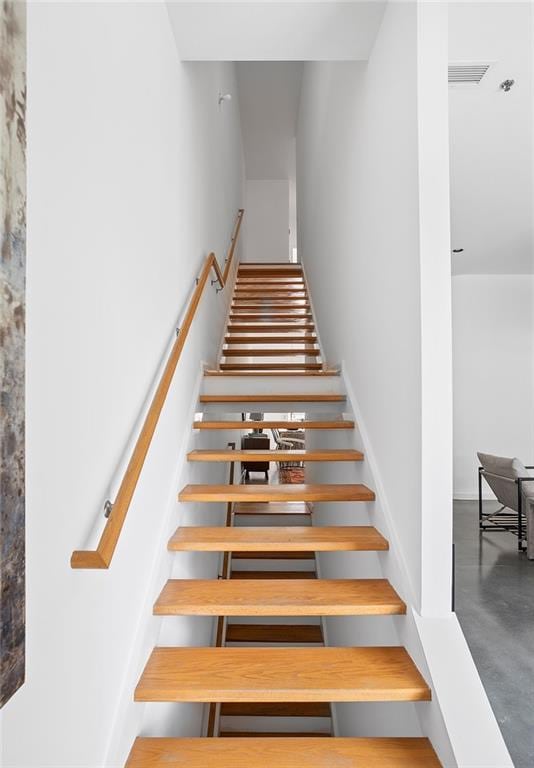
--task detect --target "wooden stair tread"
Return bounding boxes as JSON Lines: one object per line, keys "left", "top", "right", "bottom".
{"left": 225, "top": 336, "right": 318, "bottom": 344}
{"left": 228, "top": 324, "right": 315, "bottom": 332}
{"left": 168, "top": 526, "right": 387, "bottom": 552}
{"left": 235, "top": 285, "right": 307, "bottom": 288}
{"left": 178, "top": 484, "right": 374, "bottom": 503}
{"left": 230, "top": 308, "right": 311, "bottom": 314}
{"left": 134, "top": 646, "right": 431, "bottom": 702}
{"left": 230, "top": 312, "right": 312, "bottom": 317}
{"left": 230, "top": 570, "right": 317, "bottom": 579}
{"left": 234, "top": 297, "right": 308, "bottom": 302}
{"left": 238, "top": 266, "right": 303, "bottom": 271}
{"left": 236, "top": 279, "right": 305, "bottom": 284}
{"left": 234, "top": 296, "right": 307, "bottom": 301}
{"left": 219, "top": 732, "right": 331, "bottom": 738}
{"left": 231, "top": 303, "right": 310, "bottom": 309}
{"left": 188, "top": 449, "right": 362, "bottom": 462}
{"left": 235, "top": 288, "right": 306, "bottom": 293}
{"left": 199, "top": 394, "right": 345, "bottom": 403}
{"left": 230, "top": 302, "right": 311, "bottom": 308}
{"left": 222, "top": 349, "right": 321, "bottom": 357}
{"left": 220, "top": 702, "right": 330, "bottom": 717}
{"left": 126, "top": 737, "right": 441, "bottom": 767}
{"left": 225, "top": 623, "right": 324, "bottom": 643}
{"left": 220, "top": 363, "right": 323, "bottom": 370}
{"left": 237, "top": 271, "right": 303, "bottom": 278}
{"left": 229, "top": 315, "right": 313, "bottom": 321}
{"left": 234, "top": 286, "right": 307, "bottom": 291}
{"left": 193, "top": 420, "right": 354, "bottom": 430}
{"left": 154, "top": 578, "right": 404, "bottom": 616}
{"left": 204, "top": 371, "right": 339, "bottom": 377}
{"left": 232, "top": 303, "right": 310, "bottom": 309}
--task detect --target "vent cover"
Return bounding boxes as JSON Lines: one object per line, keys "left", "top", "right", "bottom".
{"left": 448, "top": 62, "right": 491, "bottom": 85}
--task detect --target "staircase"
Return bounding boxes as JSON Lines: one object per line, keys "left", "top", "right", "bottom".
{"left": 125, "top": 263, "right": 441, "bottom": 766}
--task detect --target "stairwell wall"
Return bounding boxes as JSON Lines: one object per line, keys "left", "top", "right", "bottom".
{"left": 452, "top": 274, "right": 534, "bottom": 498}
{"left": 297, "top": 3, "right": 422, "bottom": 609}
{"left": 1, "top": 4, "right": 244, "bottom": 767}
{"left": 297, "top": 0, "right": 453, "bottom": 617}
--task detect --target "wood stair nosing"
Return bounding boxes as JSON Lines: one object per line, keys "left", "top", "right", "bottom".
{"left": 232, "top": 302, "right": 310, "bottom": 308}
{"left": 219, "top": 702, "right": 331, "bottom": 718}
{"left": 230, "top": 570, "right": 317, "bottom": 579}
{"left": 234, "top": 285, "right": 307, "bottom": 290}
{"left": 230, "top": 309, "right": 312, "bottom": 315}
{"left": 236, "top": 275, "right": 305, "bottom": 280}
{"left": 237, "top": 271, "right": 303, "bottom": 278}
{"left": 234, "top": 291, "right": 307, "bottom": 297}
{"left": 218, "top": 732, "right": 331, "bottom": 738}
{"left": 232, "top": 305, "right": 310, "bottom": 311}
{"left": 193, "top": 419, "right": 354, "bottom": 430}
{"left": 125, "top": 737, "right": 442, "bottom": 767}
{"left": 234, "top": 286, "right": 307, "bottom": 290}
{"left": 237, "top": 269, "right": 303, "bottom": 271}
{"left": 134, "top": 646, "right": 432, "bottom": 703}
{"left": 230, "top": 311, "right": 313, "bottom": 317}
{"left": 232, "top": 294, "right": 309, "bottom": 299}
{"left": 230, "top": 551, "right": 316, "bottom": 560}
{"left": 222, "top": 348, "right": 321, "bottom": 357}
{"left": 224, "top": 336, "right": 318, "bottom": 344}
{"left": 227, "top": 324, "right": 315, "bottom": 332}
{"left": 178, "top": 483, "right": 375, "bottom": 503}
{"left": 198, "top": 394, "right": 345, "bottom": 403}
{"left": 187, "top": 449, "right": 362, "bottom": 462}
{"left": 233, "top": 292, "right": 308, "bottom": 298}
{"left": 228, "top": 319, "right": 314, "bottom": 325}
{"left": 220, "top": 363, "right": 323, "bottom": 371}
{"left": 167, "top": 525, "right": 387, "bottom": 552}
{"left": 229, "top": 316, "right": 313, "bottom": 322}
{"left": 235, "top": 285, "right": 306, "bottom": 291}
{"left": 231, "top": 298, "right": 308, "bottom": 302}
{"left": 230, "top": 305, "right": 311, "bottom": 310}
{"left": 224, "top": 623, "right": 324, "bottom": 643}
{"left": 154, "top": 578, "right": 406, "bottom": 616}
{"left": 205, "top": 371, "right": 339, "bottom": 377}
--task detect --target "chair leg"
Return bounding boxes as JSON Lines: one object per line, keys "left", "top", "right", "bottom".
{"left": 478, "top": 468, "right": 483, "bottom": 531}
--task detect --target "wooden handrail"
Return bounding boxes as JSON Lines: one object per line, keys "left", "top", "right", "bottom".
{"left": 71, "top": 209, "right": 244, "bottom": 569}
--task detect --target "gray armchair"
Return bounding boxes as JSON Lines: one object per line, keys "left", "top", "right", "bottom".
{"left": 271, "top": 428, "right": 305, "bottom": 469}
{"left": 477, "top": 452, "right": 534, "bottom": 558}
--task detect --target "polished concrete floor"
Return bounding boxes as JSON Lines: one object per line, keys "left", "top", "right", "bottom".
{"left": 454, "top": 500, "right": 534, "bottom": 767}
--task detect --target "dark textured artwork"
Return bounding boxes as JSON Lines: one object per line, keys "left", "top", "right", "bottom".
{"left": 0, "top": 0, "right": 26, "bottom": 708}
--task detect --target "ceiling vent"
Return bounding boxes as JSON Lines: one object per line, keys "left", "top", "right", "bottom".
{"left": 448, "top": 62, "right": 491, "bottom": 86}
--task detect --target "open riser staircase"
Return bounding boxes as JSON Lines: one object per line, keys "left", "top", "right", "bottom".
{"left": 125, "top": 262, "right": 441, "bottom": 766}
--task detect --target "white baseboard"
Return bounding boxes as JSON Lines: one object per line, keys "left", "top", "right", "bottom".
{"left": 453, "top": 492, "right": 494, "bottom": 501}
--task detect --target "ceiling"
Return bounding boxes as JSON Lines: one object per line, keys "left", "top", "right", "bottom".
{"left": 237, "top": 62, "right": 303, "bottom": 180}
{"left": 449, "top": 1, "right": 533, "bottom": 275}
{"left": 166, "top": 2, "right": 386, "bottom": 61}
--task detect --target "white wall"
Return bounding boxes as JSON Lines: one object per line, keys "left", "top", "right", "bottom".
{"left": 296, "top": 1, "right": 452, "bottom": 616}
{"left": 167, "top": 1, "right": 387, "bottom": 61}
{"left": 1, "top": 3, "right": 243, "bottom": 766}
{"left": 452, "top": 275, "right": 534, "bottom": 498}
{"left": 296, "top": 7, "right": 512, "bottom": 762}
{"left": 244, "top": 179, "right": 289, "bottom": 262}
{"left": 449, "top": 1, "right": 534, "bottom": 276}
{"left": 289, "top": 171, "right": 297, "bottom": 260}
